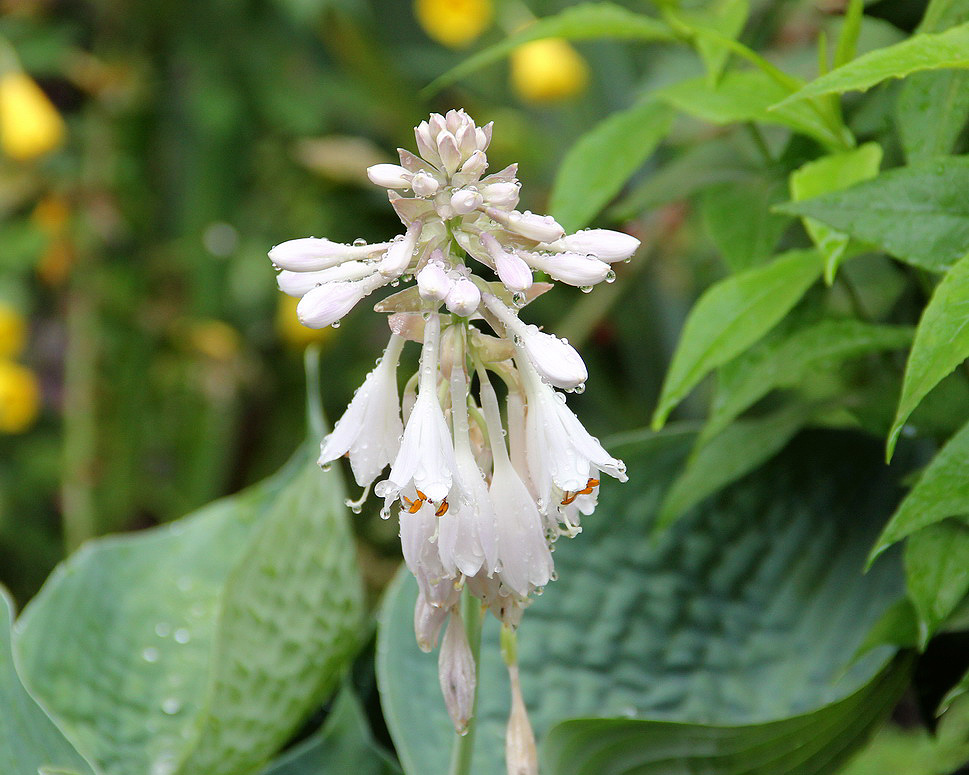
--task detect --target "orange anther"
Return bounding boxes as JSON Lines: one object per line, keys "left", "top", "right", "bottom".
{"left": 435, "top": 499, "right": 449, "bottom": 517}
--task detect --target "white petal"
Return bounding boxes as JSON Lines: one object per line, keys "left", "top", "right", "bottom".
{"left": 379, "top": 222, "right": 422, "bottom": 278}
{"left": 269, "top": 237, "right": 389, "bottom": 271}
{"left": 520, "top": 325, "right": 587, "bottom": 390}
{"left": 276, "top": 261, "right": 375, "bottom": 297}
{"left": 417, "top": 260, "right": 452, "bottom": 302}
{"left": 522, "top": 251, "right": 610, "bottom": 287}
{"left": 450, "top": 188, "right": 483, "bottom": 215}
{"left": 445, "top": 276, "right": 481, "bottom": 317}
{"left": 484, "top": 208, "right": 565, "bottom": 242}
{"left": 438, "top": 611, "right": 476, "bottom": 734}
{"left": 296, "top": 280, "right": 370, "bottom": 328}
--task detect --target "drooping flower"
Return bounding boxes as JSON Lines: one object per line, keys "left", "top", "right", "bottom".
{"left": 269, "top": 109, "right": 637, "bottom": 764}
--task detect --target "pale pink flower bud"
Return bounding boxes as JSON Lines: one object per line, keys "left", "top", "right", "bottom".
{"left": 484, "top": 208, "right": 565, "bottom": 243}
{"left": 269, "top": 237, "right": 390, "bottom": 271}
{"left": 445, "top": 276, "right": 481, "bottom": 317}
{"left": 411, "top": 171, "right": 440, "bottom": 197}
{"left": 379, "top": 222, "right": 422, "bottom": 278}
{"left": 437, "top": 131, "right": 462, "bottom": 175}
{"left": 415, "top": 121, "right": 441, "bottom": 167}
{"left": 481, "top": 181, "right": 520, "bottom": 210}
{"left": 506, "top": 665, "right": 538, "bottom": 775}
{"left": 414, "top": 592, "right": 448, "bottom": 653}
{"left": 481, "top": 233, "right": 532, "bottom": 292}
{"left": 276, "top": 261, "right": 374, "bottom": 297}
{"left": 417, "top": 260, "right": 452, "bottom": 302}
{"left": 450, "top": 188, "right": 483, "bottom": 215}
{"left": 522, "top": 251, "right": 611, "bottom": 287}
{"left": 460, "top": 149, "right": 488, "bottom": 177}
{"left": 367, "top": 163, "right": 411, "bottom": 189}
{"left": 296, "top": 277, "right": 375, "bottom": 328}
{"left": 438, "top": 611, "right": 476, "bottom": 734}
{"left": 548, "top": 228, "right": 640, "bottom": 263}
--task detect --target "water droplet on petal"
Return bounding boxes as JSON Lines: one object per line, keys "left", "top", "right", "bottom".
{"left": 331, "top": 320, "right": 341, "bottom": 329}
{"left": 353, "top": 237, "right": 367, "bottom": 246}
{"left": 605, "top": 270, "right": 616, "bottom": 283}
{"left": 579, "top": 286, "right": 593, "bottom": 294}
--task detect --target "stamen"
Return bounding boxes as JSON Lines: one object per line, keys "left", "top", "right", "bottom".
{"left": 435, "top": 499, "right": 449, "bottom": 517}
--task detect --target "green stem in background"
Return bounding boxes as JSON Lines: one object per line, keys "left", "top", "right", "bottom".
{"left": 61, "top": 281, "right": 99, "bottom": 553}
{"left": 448, "top": 589, "right": 483, "bottom": 775}
{"left": 303, "top": 344, "right": 325, "bottom": 441}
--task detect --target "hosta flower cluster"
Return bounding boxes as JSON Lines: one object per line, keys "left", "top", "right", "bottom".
{"left": 270, "top": 110, "right": 634, "bottom": 754}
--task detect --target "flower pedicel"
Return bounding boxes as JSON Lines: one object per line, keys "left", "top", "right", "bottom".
{"left": 270, "top": 109, "right": 635, "bottom": 773}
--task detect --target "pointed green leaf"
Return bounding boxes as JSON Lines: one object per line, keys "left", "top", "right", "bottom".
{"left": 423, "top": 3, "right": 674, "bottom": 95}
{"left": 700, "top": 176, "right": 791, "bottom": 272}
{"left": 378, "top": 429, "right": 910, "bottom": 775}
{"left": 776, "top": 22, "right": 969, "bottom": 106}
{"left": 873, "top": 419, "right": 969, "bottom": 559}
{"left": 0, "top": 587, "right": 96, "bottom": 775}
{"left": 789, "top": 142, "right": 883, "bottom": 283}
{"left": 888, "top": 251, "right": 969, "bottom": 456}
{"left": 549, "top": 100, "right": 673, "bottom": 232}
{"left": 652, "top": 248, "right": 822, "bottom": 429}
{"left": 704, "top": 320, "right": 913, "bottom": 444}
{"left": 15, "top": 444, "right": 364, "bottom": 775}
{"left": 833, "top": 0, "right": 864, "bottom": 67}
{"left": 779, "top": 157, "right": 969, "bottom": 273}
{"left": 658, "top": 70, "right": 849, "bottom": 149}
{"left": 260, "top": 688, "right": 401, "bottom": 775}
{"left": 904, "top": 519, "right": 969, "bottom": 648}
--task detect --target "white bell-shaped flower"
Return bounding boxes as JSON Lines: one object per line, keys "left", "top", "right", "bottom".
{"left": 318, "top": 335, "right": 405, "bottom": 488}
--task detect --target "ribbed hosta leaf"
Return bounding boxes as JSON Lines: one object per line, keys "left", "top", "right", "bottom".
{"left": 0, "top": 587, "right": 96, "bottom": 775}
{"left": 14, "top": 443, "right": 364, "bottom": 775}
{"left": 377, "top": 429, "right": 910, "bottom": 775}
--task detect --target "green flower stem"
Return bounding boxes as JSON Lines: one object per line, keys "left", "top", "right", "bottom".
{"left": 449, "top": 589, "right": 483, "bottom": 775}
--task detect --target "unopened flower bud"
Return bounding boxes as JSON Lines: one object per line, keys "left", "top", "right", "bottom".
{"left": 505, "top": 664, "right": 538, "bottom": 775}
{"left": 437, "top": 131, "right": 462, "bottom": 175}
{"left": 451, "top": 188, "right": 483, "bottom": 215}
{"left": 481, "top": 233, "right": 532, "bottom": 292}
{"left": 379, "top": 222, "right": 422, "bottom": 278}
{"left": 548, "top": 228, "right": 640, "bottom": 263}
{"left": 481, "top": 181, "right": 520, "bottom": 210}
{"left": 460, "top": 149, "right": 488, "bottom": 177}
{"left": 438, "top": 611, "right": 476, "bottom": 734}
{"left": 417, "top": 259, "right": 452, "bottom": 302}
{"left": 485, "top": 208, "right": 565, "bottom": 243}
{"left": 276, "top": 261, "right": 374, "bottom": 297}
{"left": 367, "top": 163, "right": 412, "bottom": 189}
{"left": 522, "top": 326, "right": 586, "bottom": 389}
{"left": 415, "top": 121, "right": 441, "bottom": 166}
{"left": 411, "top": 171, "right": 440, "bottom": 197}
{"left": 297, "top": 279, "right": 372, "bottom": 328}
{"left": 522, "top": 251, "right": 610, "bottom": 287}
{"left": 270, "top": 237, "right": 389, "bottom": 272}
{"left": 414, "top": 593, "right": 449, "bottom": 653}
{"left": 445, "top": 276, "right": 481, "bottom": 317}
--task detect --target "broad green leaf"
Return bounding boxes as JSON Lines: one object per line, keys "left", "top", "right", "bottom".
{"left": 0, "top": 587, "right": 96, "bottom": 775}
{"left": 658, "top": 404, "right": 811, "bottom": 530}
{"left": 424, "top": 3, "right": 674, "bottom": 95}
{"left": 896, "top": 0, "right": 969, "bottom": 163}
{"left": 776, "top": 22, "right": 969, "bottom": 106}
{"left": 789, "top": 142, "right": 883, "bottom": 282}
{"left": 544, "top": 664, "right": 910, "bottom": 775}
{"left": 905, "top": 519, "right": 969, "bottom": 648}
{"left": 839, "top": 709, "right": 969, "bottom": 775}
{"left": 888, "top": 251, "right": 969, "bottom": 456}
{"left": 611, "top": 137, "right": 758, "bottom": 219}
{"left": 652, "top": 248, "right": 822, "bottom": 429}
{"left": 700, "top": 176, "right": 791, "bottom": 272}
{"left": 15, "top": 444, "right": 364, "bottom": 775}
{"left": 704, "top": 319, "right": 913, "bottom": 443}
{"left": 378, "top": 429, "right": 910, "bottom": 775}
{"left": 778, "top": 157, "right": 969, "bottom": 273}
{"left": 549, "top": 100, "right": 673, "bottom": 232}
{"left": 854, "top": 599, "right": 919, "bottom": 660}
{"left": 260, "top": 688, "right": 401, "bottom": 775}
{"left": 657, "top": 70, "right": 850, "bottom": 150}
{"left": 872, "top": 418, "right": 969, "bottom": 559}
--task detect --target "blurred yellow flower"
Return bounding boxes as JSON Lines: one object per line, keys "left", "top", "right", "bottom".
{"left": 0, "top": 303, "right": 26, "bottom": 359}
{"left": 415, "top": 0, "right": 492, "bottom": 48}
{"left": 276, "top": 294, "right": 334, "bottom": 349}
{"left": 188, "top": 320, "right": 242, "bottom": 362}
{"left": 510, "top": 38, "right": 589, "bottom": 102}
{"left": 0, "top": 71, "right": 66, "bottom": 161}
{"left": 0, "top": 360, "right": 40, "bottom": 433}
{"left": 32, "top": 194, "right": 75, "bottom": 285}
